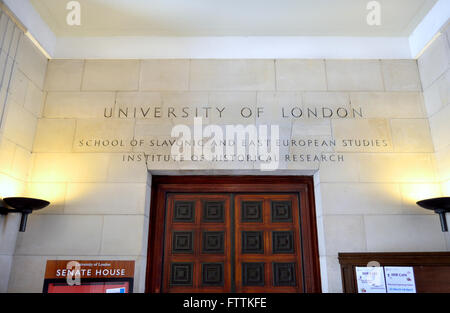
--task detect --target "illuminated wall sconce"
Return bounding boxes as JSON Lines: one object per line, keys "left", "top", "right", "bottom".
{"left": 417, "top": 197, "right": 450, "bottom": 232}
{"left": 0, "top": 197, "right": 50, "bottom": 232}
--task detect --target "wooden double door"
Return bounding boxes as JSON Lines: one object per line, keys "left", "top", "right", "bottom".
{"left": 146, "top": 176, "right": 321, "bottom": 293}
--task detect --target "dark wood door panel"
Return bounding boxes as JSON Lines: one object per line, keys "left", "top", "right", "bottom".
{"left": 162, "top": 194, "right": 232, "bottom": 293}
{"left": 234, "top": 194, "right": 303, "bottom": 293}
{"left": 162, "top": 193, "right": 304, "bottom": 293}
{"left": 146, "top": 176, "right": 321, "bottom": 293}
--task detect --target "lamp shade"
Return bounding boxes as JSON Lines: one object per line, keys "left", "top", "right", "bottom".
{"left": 3, "top": 197, "right": 50, "bottom": 211}
{"left": 417, "top": 197, "right": 450, "bottom": 232}
{"left": 416, "top": 197, "right": 450, "bottom": 211}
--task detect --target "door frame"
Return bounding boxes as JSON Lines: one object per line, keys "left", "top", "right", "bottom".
{"left": 145, "top": 175, "right": 322, "bottom": 293}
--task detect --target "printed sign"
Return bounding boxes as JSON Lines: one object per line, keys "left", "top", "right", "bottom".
{"left": 43, "top": 260, "right": 135, "bottom": 293}
{"left": 384, "top": 267, "right": 416, "bottom": 293}
{"left": 355, "top": 267, "right": 387, "bottom": 293}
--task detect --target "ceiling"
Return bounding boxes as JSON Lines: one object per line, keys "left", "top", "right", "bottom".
{"left": 30, "top": 0, "right": 438, "bottom": 37}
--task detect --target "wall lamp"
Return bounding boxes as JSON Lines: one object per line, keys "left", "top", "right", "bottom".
{"left": 417, "top": 197, "right": 450, "bottom": 232}
{"left": 0, "top": 197, "right": 50, "bottom": 232}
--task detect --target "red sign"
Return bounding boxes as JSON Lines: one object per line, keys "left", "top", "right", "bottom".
{"left": 43, "top": 260, "right": 135, "bottom": 293}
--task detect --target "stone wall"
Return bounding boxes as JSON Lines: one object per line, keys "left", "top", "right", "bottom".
{"left": 0, "top": 7, "right": 47, "bottom": 292}
{"left": 2, "top": 28, "right": 450, "bottom": 293}
{"left": 417, "top": 21, "right": 450, "bottom": 280}
{"left": 419, "top": 21, "right": 450, "bottom": 202}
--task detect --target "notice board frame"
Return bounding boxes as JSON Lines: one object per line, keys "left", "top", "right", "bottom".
{"left": 338, "top": 252, "right": 450, "bottom": 293}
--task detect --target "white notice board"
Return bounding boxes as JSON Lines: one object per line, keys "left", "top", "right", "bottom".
{"left": 384, "top": 267, "right": 416, "bottom": 293}
{"left": 355, "top": 266, "right": 417, "bottom": 293}
{"left": 355, "top": 267, "right": 387, "bottom": 293}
